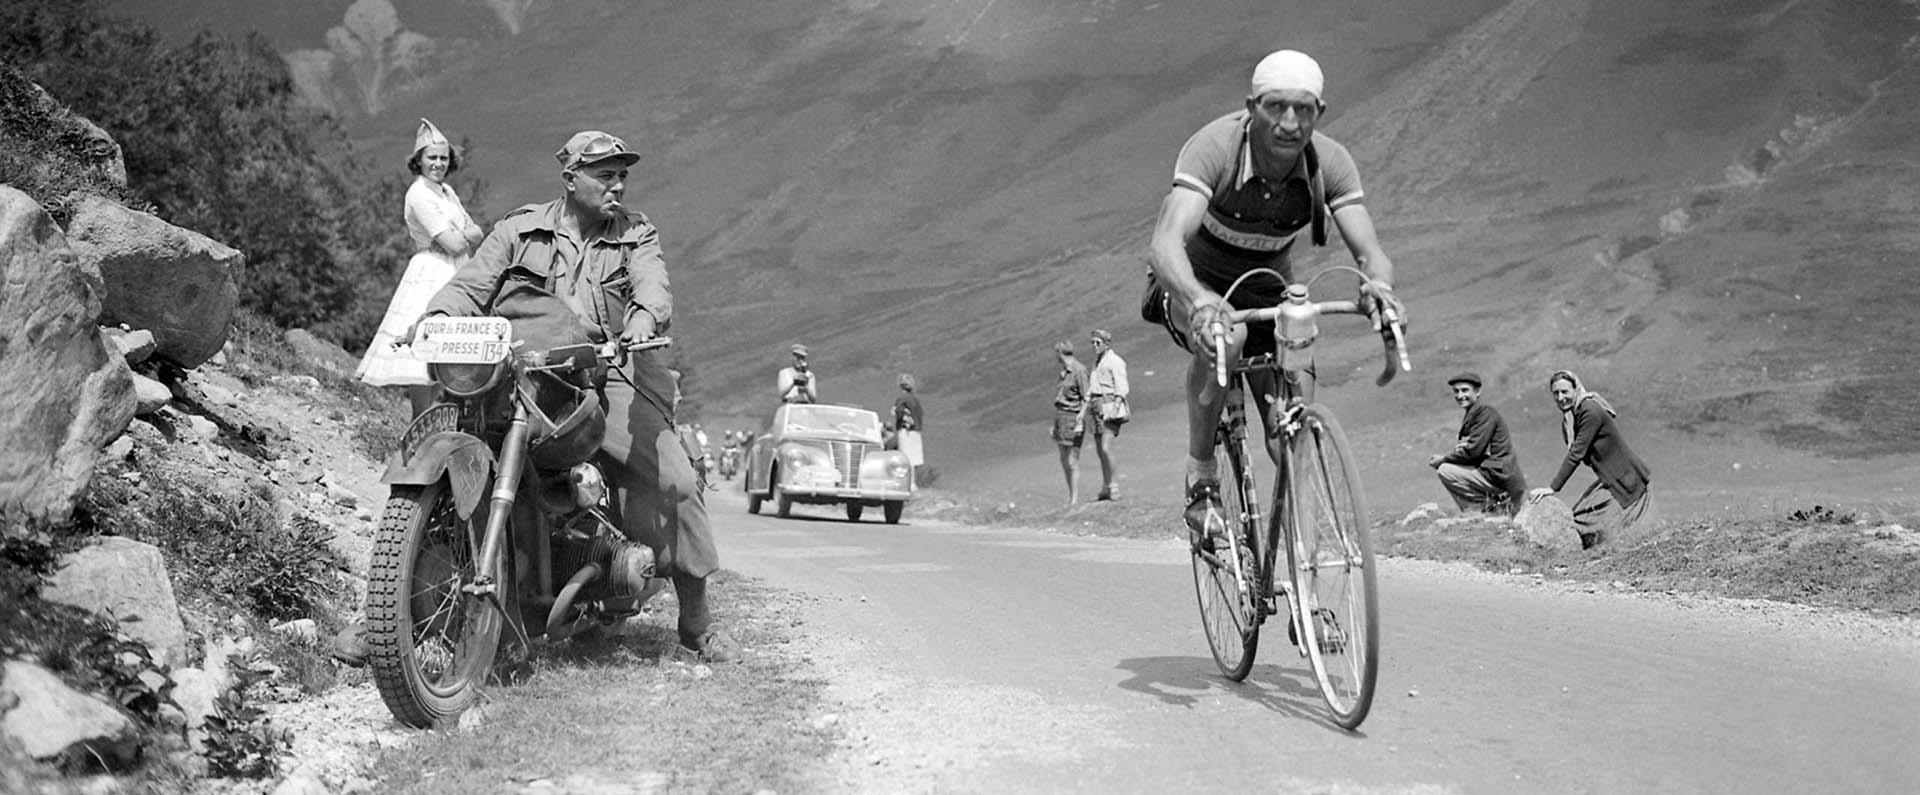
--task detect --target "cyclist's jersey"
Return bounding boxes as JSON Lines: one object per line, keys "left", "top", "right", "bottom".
{"left": 1172, "top": 111, "right": 1365, "bottom": 287}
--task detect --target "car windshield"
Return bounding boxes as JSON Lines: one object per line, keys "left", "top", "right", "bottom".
{"left": 782, "top": 405, "right": 883, "bottom": 443}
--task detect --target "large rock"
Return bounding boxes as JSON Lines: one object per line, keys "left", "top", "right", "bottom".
{"left": 0, "top": 661, "right": 141, "bottom": 771}
{"left": 44, "top": 537, "right": 189, "bottom": 667}
{"left": 1515, "top": 494, "right": 1581, "bottom": 552}
{"left": 65, "top": 195, "right": 242, "bottom": 368}
{"left": 0, "top": 187, "right": 137, "bottom": 525}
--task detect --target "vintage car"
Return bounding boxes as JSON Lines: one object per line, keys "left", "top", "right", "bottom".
{"left": 744, "top": 403, "right": 914, "bottom": 523}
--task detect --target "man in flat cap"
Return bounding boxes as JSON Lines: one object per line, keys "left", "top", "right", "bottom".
{"left": 1427, "top": 371, "right": 1526, "bottom": 515}
{"left": 418, "top": 130, "right": 734, "bottom": 662}
{"left": 778, "top": 343, "right": 819, "bottom": 404}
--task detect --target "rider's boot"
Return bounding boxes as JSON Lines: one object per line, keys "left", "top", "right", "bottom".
{"left": 1184, "top": 479, "right": 1226, "bottom": 552}
{"left": 672, "top": 574, "right": 739, "bottom": 664}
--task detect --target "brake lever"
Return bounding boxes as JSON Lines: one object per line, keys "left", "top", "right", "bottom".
{"left": 1374, "top": 309, "right": 1411, "bottom": 387}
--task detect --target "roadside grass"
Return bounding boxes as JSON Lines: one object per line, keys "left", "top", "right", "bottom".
{"left": 365, "top": 571, "right": 839, "bottom": 794}
{"left": 915, "top": 486, "right": 1920, "bottom": 617}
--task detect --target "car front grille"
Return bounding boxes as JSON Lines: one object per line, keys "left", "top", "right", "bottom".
{"left": 829, "top": 441, "right": 864, "bottom": 489}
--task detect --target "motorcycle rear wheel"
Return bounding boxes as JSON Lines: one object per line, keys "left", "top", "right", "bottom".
{"left": 367, "top": 479, "right": 504, "bottom": 728}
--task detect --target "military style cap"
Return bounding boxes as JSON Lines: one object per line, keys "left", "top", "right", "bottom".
{"left": 791, "top": 343, "right": 808, "bottom": 357}
{"left": 555, "top": 130, "right": 641, "bottom": 170}
{"left": 1446, "top": 371, "right": 1483, "bottom": 388}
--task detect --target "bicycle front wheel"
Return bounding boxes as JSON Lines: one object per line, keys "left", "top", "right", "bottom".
{"left": 1191, "top": 421, "right": 1261, "bottom": 680}
{"left": 1284, "top": 405, "right": 1379, "bottom": 729}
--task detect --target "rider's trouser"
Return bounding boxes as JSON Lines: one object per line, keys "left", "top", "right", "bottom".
{"left": 597, "top": 350, "right": 720, "bottom": 580}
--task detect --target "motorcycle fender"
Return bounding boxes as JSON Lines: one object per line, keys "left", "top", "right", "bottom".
{"left": 381, "top": 431, "right": 496, "bottom": 519}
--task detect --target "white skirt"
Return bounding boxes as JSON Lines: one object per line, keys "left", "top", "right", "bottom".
{"left": 356, "top": 250, "right": 464, "bottom": 387}
{"left": 897, "top": 429, "right": 925, "bottom": 466}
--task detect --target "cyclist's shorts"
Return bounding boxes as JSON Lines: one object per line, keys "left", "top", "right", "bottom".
{"left": 1156, "top": 266, "right": 1290, "bottom": 359}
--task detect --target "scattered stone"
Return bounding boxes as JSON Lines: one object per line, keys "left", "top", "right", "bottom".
{"left": 67, "top": 194, "right": 242, "bottom": 368}
{"left": 1400, "top": 502, "right": 1442, "bottom": 526}
{"left": 198, "top": 381, "right": 239, "bottom": 407}
{"left": 272, "top": 618, "right": 319, "bottom": 644}
{"left": 273, "top": 374, "right": 323, "bottom": 391}
{"left": 1407, "top": 689, "right": 1419, "bottom": 698}
{"left": 0, "top": 661, "right": 141, "bottom": 771}
{"left": 456, "top": 704, "right": 490, "bottom": 733}
{"left": 1514, "top": 494, "right": 1581, "bottom": 552}
{"left": 44, "top": 537, "right": 189, "bottom": 667}
{"left": 102, "top": 326, "right": 158, "bottom": 364}
{"left": 185, "top": 414, "right": 220, "bottom": 443}
{"left": 104, "top": 434, "right": 135, "bottom": 463}
{"left": 130, "top": 374, "right": 173, "bottom": 415}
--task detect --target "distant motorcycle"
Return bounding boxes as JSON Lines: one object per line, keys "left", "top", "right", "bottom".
{"left": 718, "top": 444, "right": 741, "bottom": 480}
{"left": 365, "top": 317, "right": 667, "bottom": 728}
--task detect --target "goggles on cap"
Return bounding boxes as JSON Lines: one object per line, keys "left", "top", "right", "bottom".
{"left": 556, "top": 132, "right": 637, "bottom": 170}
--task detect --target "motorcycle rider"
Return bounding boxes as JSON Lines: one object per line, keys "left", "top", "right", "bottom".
{"left": 417, "top": 130, "right": 734, "bottom": 662}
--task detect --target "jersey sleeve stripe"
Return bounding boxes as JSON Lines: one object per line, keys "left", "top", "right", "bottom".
{"left": 1173, "top": 174, "right": 1213, "bottom": 199}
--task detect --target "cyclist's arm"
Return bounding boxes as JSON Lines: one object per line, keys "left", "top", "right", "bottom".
{"left": 1330, "top": 203, "right": 1394, "bottom": 288}
{"left": 1148, "top": 188, "right": 1219, "bottom": 312}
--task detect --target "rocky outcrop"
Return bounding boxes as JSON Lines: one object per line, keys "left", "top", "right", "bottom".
{"left": 0, "top": 73, "right": 128, "bottom": 189}
{"left": 65, "top": 195, "right": 242, "bottom": 369}
{"left": 0, "top": 661, "right": 141, "bottom": 771}
{"left": 0, "top": 186, "right": 137, "bottom": 525}
{"left": 43, "top": 537, "right": 189, "bottom": 668}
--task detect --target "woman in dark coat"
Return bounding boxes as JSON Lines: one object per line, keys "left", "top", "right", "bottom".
{"left": 1529, "top": 370, "right": 1653, "bottom": 547}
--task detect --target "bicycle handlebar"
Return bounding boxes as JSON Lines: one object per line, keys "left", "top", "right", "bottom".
{"left": 1207, "top": 300, "right": 1411, "bottom": 388}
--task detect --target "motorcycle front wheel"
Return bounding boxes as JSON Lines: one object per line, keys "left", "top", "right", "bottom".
{"left": 366, "top": 478, "right": 504, "bottom": 728}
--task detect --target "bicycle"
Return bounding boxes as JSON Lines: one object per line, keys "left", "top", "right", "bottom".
{"left": 1188, "top": 265, "right": 1409, "bottom": 730}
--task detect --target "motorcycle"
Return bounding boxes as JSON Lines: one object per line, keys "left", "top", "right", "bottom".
{"left": 365, "top": 316, "right": 667, "bottom": 728}
{"left": 717, "top": 444, "right": 741, "bottom": 480}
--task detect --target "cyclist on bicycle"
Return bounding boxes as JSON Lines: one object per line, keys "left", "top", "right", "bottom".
{"left": 1144, "top": 49, "right": 1405, "bottom": 538}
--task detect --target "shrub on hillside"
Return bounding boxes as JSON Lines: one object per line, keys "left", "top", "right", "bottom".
{"left": 0, "top": 0, "right": 411, "bottom": 349}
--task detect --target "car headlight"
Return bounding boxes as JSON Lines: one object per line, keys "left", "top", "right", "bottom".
{"left": 431, "top": 361, "right": 506, "bottom": 397}
{"left": 781, "top": 446, "right": 832, "bottom": 472}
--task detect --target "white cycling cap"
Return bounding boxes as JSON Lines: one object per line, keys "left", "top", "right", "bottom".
{"left": 1250, "top": 49, "right": 1324, "bottom": 100}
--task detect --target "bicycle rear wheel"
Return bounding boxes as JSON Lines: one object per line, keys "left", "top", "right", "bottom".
{"left": 1284, "top": 404, "right": 1379, "bottom": 729}
{"left": 1190, "top": 414, "right": 1261, "bottom": 680}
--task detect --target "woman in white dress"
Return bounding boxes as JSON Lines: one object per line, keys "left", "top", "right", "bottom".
{"left": 355, "top": 119, "right": 486, "bottom": 416}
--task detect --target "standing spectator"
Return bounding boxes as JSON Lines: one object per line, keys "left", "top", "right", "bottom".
{"left": 892, "top": 374, "right": 926, "bottom": 476}
{"left": 1051, "top": 340, "right": 1092, "bottom": 505}
{"left": 355, "top": 118, "right": 486, "bottom": 416}
{"left": 1087, "top": 329, "right": 1130, "bottom": 501}
{"left": 1426, "top": 371, "right": 1526, "bottom": 515}
{"left": 777, "top": 344, "right": 820, "bottom": 403}
{"left": 1529, "top": 370, "right": 1654, "bottom": 548}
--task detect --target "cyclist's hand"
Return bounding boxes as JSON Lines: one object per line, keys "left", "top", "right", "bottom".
{"left": 1361, "top": 280, "right": 1405, "bottom": 332}
{"left": 1188, "top": 300, "right": 1229, "bottom": 357}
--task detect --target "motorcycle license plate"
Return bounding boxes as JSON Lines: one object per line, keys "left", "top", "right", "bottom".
{"left": 398, "top": 403, "right": 459, "bottom": 463}
{"left": 411, "top": 317, "right": 513, "bottom": 364}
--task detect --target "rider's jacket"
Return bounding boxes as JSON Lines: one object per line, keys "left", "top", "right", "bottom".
{"left": 425, "top": 199, "right": 671, "bottom": 343}
{"left": 1172, "top": 111, "right": 1364, "bottom": 281}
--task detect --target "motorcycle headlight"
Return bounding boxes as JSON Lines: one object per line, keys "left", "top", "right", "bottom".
{"left": 431, "top": 361, "right": 507, "bottom": 397}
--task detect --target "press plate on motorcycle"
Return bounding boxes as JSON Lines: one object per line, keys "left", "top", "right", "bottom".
{"left": 411, "top": 317, "right": 513, "bottom": 363}
{"left": 399, "top": 403, "right": 459, "bottom": 463}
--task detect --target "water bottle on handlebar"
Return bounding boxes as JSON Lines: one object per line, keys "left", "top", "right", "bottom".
{"left": 1207, "top": 270, "right": 1411, "bottom": 388}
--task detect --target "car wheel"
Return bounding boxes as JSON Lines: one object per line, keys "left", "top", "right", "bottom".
{"left": 776, "top": 486, "right": 793, "bottom": 518}
{"left": 883, "top": 500, "right": 904, "bottom": 524}
{"left": 845, "top": 503, "right": 864, "bottom": 522}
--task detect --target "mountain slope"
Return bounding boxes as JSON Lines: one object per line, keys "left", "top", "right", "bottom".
{"left": 109, "top": 0, "right": 1920, "bottom": 509}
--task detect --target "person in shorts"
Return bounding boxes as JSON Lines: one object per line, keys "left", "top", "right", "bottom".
{"left": 1050, "top": 340, "right": 1092, "bottom": 506}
